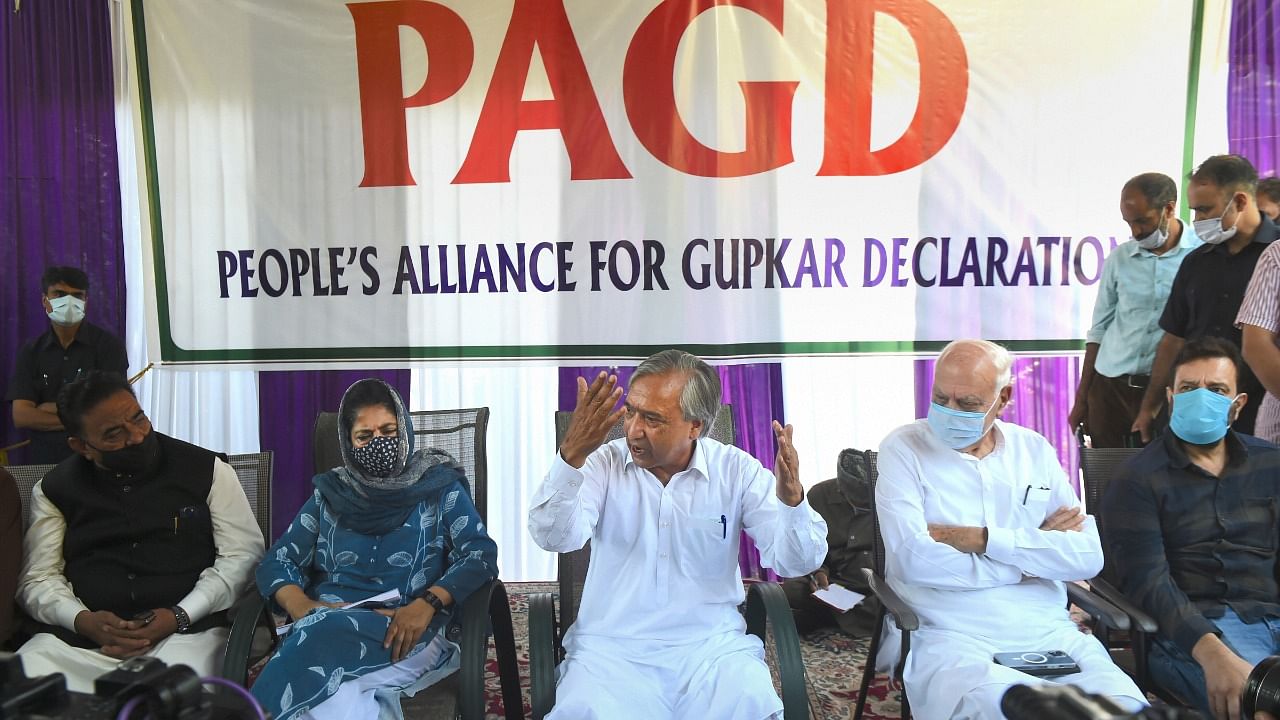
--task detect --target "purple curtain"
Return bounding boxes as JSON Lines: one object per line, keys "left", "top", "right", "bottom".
{"left": 1, "top": 1, "right": 125, "bottom": 462}
{"left": 1229, "top": 0, "right": 1279, "bottom": 175}
{"left": 258, "top": 370, "right": 411, "bottom": 540}
{"left": 558, "top": 363, "right": 786, "bottom": 580}
{"left": 914, "top": 356, "right": 1084, "bottom": 492}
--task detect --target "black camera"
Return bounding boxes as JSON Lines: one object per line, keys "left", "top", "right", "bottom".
{"left": 1001, "top": 683, "right": 1202, "bottom": 720}
{"left": 0, "top": 653, "right": 261, "bottom": 719}
{"left": 1243, "top": 655, "right": 1280, "bottom": 718}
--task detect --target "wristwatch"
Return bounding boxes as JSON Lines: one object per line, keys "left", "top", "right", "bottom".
{"left": 421, "top": 591, "right": 446, "bottom": 613}
{"left": 169, "top": 606, "right": 191, "bottom": 633}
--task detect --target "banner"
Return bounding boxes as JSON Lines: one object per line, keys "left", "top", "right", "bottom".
{"left": 123, "top": 0, "right": 1205, "bottom": 365}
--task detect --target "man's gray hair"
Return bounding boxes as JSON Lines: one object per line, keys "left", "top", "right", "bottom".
{"left": 631, "top": 349, "right": 720, "bottom": 437}
{"left": 937, "top": 339, "right": 1013, "bottom": 393}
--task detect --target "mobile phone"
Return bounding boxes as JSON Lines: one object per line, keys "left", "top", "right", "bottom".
{"left": 133, "top": 610, "right": 156, "bottom": 626}
{"left": 992, "top": 650, "right": 1081, "bottom": 677}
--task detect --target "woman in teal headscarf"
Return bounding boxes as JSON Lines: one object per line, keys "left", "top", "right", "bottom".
{"left": 252, "top": 379, "right": 498, "bottom": 720}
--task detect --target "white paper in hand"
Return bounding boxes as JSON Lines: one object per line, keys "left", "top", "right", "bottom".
{"left": 812, "top": 583, "right": 865, "bottom": 613}
{"left": 276, "top": 588, "right": 402, "bottom": 635}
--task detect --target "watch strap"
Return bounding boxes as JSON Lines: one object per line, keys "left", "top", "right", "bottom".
{"left": 422, "top": 591, "right": 445, "bottom": 613}
{"left": 169, "top": 605, "right": 191, "bottom": 633}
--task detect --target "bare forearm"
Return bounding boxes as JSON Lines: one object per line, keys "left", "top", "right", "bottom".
{"left": 12, "top": 401, "right": 64, "bottom": 432}
{"left": 1075, "top": 344, "right": 1100, "bottom": 400}
{"left": 1141, "top": 333, "right": 1184, "bottom": 414}
{"left": 1243, "top": 326, "right": 1280, "bottom": 398}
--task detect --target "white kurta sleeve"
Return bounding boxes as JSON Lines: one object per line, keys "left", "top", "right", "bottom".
{"left": 740, "top": 459, "right": 827, "bottom": 577}
{"left": 876, "top": 438, "right": 1024, "bottom": 590}
{"left": 17, "top": 481, "right": 89, "bottom": 630}
{"left": 982, "top": 448, "right": 1104, "bottom": 581}
{"left": 527, "top": 450, "right": 607, "bottom": 553}
{"left": 176, "top": 458, "right": 265, "bottom": 622}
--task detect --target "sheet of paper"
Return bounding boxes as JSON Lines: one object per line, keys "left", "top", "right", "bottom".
{"left": 276, "top": 588, "right": 402, "bottom": 635}
{"left": 812, "top": 583, "right": 865, "bottom": 613}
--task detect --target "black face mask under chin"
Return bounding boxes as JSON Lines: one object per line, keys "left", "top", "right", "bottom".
{"left": 89, "top": 430, "right": 160, "bottom": 475}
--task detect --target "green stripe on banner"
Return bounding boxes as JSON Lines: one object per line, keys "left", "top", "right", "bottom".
{"left": 151, "top": 339, "right": 1086, "bottom": 364}
{"left": 129, "top": 0, "right": 178, "bottom": 357}
{"left": 1180, "top": 0, "right": 1207, "bottom": 223}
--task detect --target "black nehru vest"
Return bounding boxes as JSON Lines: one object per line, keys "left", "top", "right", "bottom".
{"left": 42, "top": 433, "right": 217, "bottom": 624}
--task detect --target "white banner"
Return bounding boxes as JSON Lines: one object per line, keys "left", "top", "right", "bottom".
{"left": 123, "top": 0, "right": 1208, "bottom": 365}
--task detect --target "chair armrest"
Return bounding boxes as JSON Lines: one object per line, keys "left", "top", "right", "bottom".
{"left": 456, "top": 580, "right": 524, "bottom": 720}
{"left": 744, "top": 582, "right": 810, "bottom": 720}
{"left": 862, "top": 568, "right": 919, "bottom": 632}
{"left": 528, "top": 592, "right": 557, "bottom": 720}
{"left": 221, "top": 591, "right": 271, "bottom": 683}
{"left": 1086, "top": 576, "right": 1158, "bottom": 634}
{"left": 1066, "top": 582, "right": 1130, "bottom": 632}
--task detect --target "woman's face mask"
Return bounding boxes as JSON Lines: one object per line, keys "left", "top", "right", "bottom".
{"left": 349, "top": 403, "right": 401, "bottom": 477}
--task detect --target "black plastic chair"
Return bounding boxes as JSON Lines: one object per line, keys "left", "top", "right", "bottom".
{"left": 528, "top": 405, "right": 812, "bottom": 720}
{"left": 852, "top": 448, "right": 1135, "bottom": 720}
{"left": 225, "top": 408, "right": 522, "bottom": 720}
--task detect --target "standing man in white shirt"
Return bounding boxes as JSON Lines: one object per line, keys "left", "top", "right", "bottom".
{"left": 876, "top": 339, "right": 1144, "bottom": 719}
{"left": 528, "top": 349, "right": 827, "bottom": 720}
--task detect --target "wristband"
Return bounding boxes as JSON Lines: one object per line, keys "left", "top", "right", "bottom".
{"left": 169, "top": 606, "right": 191, "bottom": 633}
{"left": 422, "top": 591, "right": 446, "bottom": 613}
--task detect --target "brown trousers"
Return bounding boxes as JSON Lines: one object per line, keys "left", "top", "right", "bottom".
{"left": 1085, "top": 373, "right": 1147, "bottom": 448}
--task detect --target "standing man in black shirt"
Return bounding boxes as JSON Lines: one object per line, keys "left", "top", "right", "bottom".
{"left": 1133, "top": 155, "right": 1277, "bottom": 443}
{"left": 6, "top": 267, "right": 128, "bottom": 463}
{"left": 1105, "top": 337, "right": 1280, "bottom": 720}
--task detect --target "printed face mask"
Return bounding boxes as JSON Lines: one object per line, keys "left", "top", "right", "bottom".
{"left": 351, "top": 434, "right": 399, "bottom": 477}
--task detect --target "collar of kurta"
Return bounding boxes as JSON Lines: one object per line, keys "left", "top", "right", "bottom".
{"left": 624, "top": 436, "right": 711, "bottom": 480}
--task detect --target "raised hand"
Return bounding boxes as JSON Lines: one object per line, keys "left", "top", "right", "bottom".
{"left": 560, "top": 372, "right": 626, "bottom": 468}
{"left": 772, "top": 420, "right": 804, "bottom": 507}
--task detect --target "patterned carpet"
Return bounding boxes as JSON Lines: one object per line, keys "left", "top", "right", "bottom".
{"left": 477, "top": 582, "right": 902, "bottom": 720}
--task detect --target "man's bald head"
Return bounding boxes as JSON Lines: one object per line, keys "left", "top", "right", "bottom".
{"left": 936, "top": 339, "right": 1013, "bottom": 395}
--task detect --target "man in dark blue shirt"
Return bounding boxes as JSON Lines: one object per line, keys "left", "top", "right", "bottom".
{"left": 1104, "top": 336, "right": 1280, "bottom": 720}
{"left": 6, "top": 267, "right": 128, "bottom": 463}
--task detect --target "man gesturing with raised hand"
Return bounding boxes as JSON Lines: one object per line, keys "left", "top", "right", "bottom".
{"left": 529, "top": 349, "right": 827, "bottom": 720}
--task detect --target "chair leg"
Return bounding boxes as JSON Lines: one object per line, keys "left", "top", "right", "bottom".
{"left": 854, "top": 605, "right": 887, "bottom": 720}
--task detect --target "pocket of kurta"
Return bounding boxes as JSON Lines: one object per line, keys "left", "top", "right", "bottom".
{"left": 677, "top": 516, "right": 732, "bottom": 577}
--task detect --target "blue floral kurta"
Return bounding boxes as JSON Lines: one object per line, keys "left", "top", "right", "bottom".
{"left": 252, "top": 481, "right": 498, "bottom": 720}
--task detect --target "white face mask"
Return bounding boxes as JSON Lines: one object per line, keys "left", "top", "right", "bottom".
{"left": 1194, "top": 199, "right": 1239, "bottom": 245}
{"left": 47, "top": 295, "right": 86, "bottom": 326}
{"left": 1134, "top": 210, "right": 1170, "bottom": 250}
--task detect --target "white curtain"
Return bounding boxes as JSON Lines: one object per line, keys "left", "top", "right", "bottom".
{"left": 780, "top": 356, "right": 918, "bottom": 485}
{"left": 409, "top": 365, "right": 559, "bottom": 582}
{"left": 111, "top": 0, "right": 260, "bottom": 456}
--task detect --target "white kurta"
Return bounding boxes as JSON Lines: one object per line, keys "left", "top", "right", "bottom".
{"left": 528, "top": 437, "right": 827, "bottom": 719}
{"left": 16, "top": 457, "right": 264, "bottom": 691}
{"left": 876, "top": 420, "right": 1144, "bottom": 719}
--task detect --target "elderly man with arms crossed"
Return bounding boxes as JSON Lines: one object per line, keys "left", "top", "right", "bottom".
{"left": 528, "top": 349, "right": 827, "bottom": 720}
{"left": 876, "top": 339, "right": 1145, "bottom": 719}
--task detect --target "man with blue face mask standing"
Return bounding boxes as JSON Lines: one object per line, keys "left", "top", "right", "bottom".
{"left": 1133, "top": 155, "right": 1276, "bottom": 444}
{"left": 1104, "top": 337, "right": 1280, "bottom": 720}
{"left": 1069, "top": 172, "right": 1200, "bottom": 448}
{"left": 875, "top": 339, "right": 1144, "bottom": 719}
{"left": 6, "top": 266, "right": 128, "bottom": 463}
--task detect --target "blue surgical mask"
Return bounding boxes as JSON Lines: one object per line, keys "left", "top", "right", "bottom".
{"left": 1134, "top": 211, "right": 1170, "bottom": 250}
{"left": 927, "top": 400, "right": 995, "bottom": 450}
{"left": 1169, "top": 387, "right": 1238, "bottom": 445}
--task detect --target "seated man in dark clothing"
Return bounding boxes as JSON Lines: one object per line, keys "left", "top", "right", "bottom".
{"left": 14, "top": 372, "right": 263, "bottom": 691}
{"left": 6, "top": 266, "right": 128, "bottom": 464}
{"left": 781, "top": 448, "right": 880, "bottom": 636}
{"left": 1105, "top": 336, "right": 1280, "bottom": 720}
{"left": 1, "top": 468, "right": 20, "bottom": 649}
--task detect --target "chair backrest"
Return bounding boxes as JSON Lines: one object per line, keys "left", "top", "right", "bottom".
{"left": 550, "top": 404, "right": 735, "bottom": 633}
{"left": 5, "top": 463, "right": 57, "bottom": 531}
{"left": 225, "top": 451, "right": 274, "bottom": 543}
{"left": 7, "top": 454, "right": 273, "bottom": 541}
{"left": 312, "top": 408, "right": 491, "bottom": 520}
{"left": 1078, "top": 446, "right": 1141, "bottom": 580}
{"left": 863, "top": 450, "right": 886, "bottom": 577}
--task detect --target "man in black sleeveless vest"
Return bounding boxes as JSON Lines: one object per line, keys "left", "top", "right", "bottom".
{"left": 14, "top": 372, "right": 263, "bottom": 691}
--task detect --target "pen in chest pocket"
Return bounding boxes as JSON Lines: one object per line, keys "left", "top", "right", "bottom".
{"left": 720, "top": 514, "right": 727, "bottom": 539}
